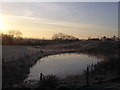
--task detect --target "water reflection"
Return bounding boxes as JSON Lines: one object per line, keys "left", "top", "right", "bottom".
{"left": 26, "top": 53, "right": 101, "bottom": 81}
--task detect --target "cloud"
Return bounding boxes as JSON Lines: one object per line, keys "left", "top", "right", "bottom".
{"left": 3, "top": 14, "right": 115, "bottom": 33}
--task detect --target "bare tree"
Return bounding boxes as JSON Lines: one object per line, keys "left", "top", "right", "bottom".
{"left": 8, "top": 30, "right": 16, "bottom": 36}
{"left": 8, "top": 30, "right": 22, "bottom": 38}
{"left": 52, "top": 33, "right": 79, "bottom": 40}
{"left": 15, "top": 30, "right": 22, "bottom": 38}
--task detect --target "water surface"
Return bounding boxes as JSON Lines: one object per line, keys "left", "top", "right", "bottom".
{"left": 26, "top": 53, "right": 101, "bottom": 80}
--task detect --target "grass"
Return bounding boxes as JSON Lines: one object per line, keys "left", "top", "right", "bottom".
{"left": 2, "top": 40, "right": 119, "bottom": 89}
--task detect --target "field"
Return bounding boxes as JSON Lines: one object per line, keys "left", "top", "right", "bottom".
{"left": 2, "top": 40, "right": 120, "bottom": 89}
{"left": 2, "top": 45, "right": 39, "bottom": 62}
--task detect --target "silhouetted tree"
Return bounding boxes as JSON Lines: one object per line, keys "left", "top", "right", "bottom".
{"left": 2, "top": 34, "right": 14, "bottom": 45}
{"left": 2, "top": 30, "right": 23, "bottom": 45}
{"left": 8, "top": 30, "right": 22, "bottom": 38}
{"left": 102, "top": 36, "right": 107, "bottom": 41}
{"left": 52, "top": 33, "right": 79, "bottom": 41}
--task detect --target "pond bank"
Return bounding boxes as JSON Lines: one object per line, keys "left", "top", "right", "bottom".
{"left": 2, "top": 41, "right": 119, "bottom": 88}
{"left": 2, "top": 48, "right": 79, "bottom": 88}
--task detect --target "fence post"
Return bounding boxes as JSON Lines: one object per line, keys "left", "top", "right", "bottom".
{"left": 86, "top": 66, "right": 89, "bottom": 86}
{"left": 40, "top": 73, "right": 43, "bottom": 81}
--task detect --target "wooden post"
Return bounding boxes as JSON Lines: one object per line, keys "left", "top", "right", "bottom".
{"left": 39, "top": 73, "right": 44, "bottom": 87}
{"left": 86, "top": 66, "right": 89, "bottom": 86}
{"left": 40, "top": 73, "right": 43, "bottom": 81}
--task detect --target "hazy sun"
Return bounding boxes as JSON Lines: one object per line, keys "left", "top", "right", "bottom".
{"left": 0, "top": 23, "right": 5, "bottom": 30}
{"left": 0, "top": 14, "right": 7, "bottom": 32}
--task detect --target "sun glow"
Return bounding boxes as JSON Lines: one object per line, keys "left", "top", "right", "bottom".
{"left": 0, "top": 15, "right": 7, "bottom": 32}
{"left": 0, "top": 23, "right": 5, "bottom": 30}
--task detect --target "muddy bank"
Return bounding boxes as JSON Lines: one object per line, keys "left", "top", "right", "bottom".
{"left": 2, "top": 48, "right": 75, "bottom": 88}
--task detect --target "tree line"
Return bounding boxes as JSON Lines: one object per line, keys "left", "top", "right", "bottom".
{"left": 1, "top": 30, "right": 119, "bottom": 45}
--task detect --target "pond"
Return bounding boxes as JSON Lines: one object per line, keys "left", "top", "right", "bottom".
{"left": 26, "top": 53, "right": 101, "bottom": 81}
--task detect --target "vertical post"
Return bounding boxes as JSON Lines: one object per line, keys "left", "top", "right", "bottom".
{"left": 40, "top": 73, "right": 43, "bottom": 81}
{"left": 39, "top": 73, "right": 44, "bottom": 88}
{"left": 86, "top": 66, "right": 89, "bottom": 86}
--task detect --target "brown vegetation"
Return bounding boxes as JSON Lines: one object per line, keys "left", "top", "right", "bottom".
{"left": 1, "top": 31, "right": 120, "bottom": 89}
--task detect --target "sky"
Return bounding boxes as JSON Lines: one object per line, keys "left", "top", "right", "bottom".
{"left": 0, "top": 2, "right": 118, "bottom": 39}
{"left": 1, "top": 0, "right": 120, "bottom": 2}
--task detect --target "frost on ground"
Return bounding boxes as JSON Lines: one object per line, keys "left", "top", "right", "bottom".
{"left": 2, "top": 46, "right": 39, "bottom": 62}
